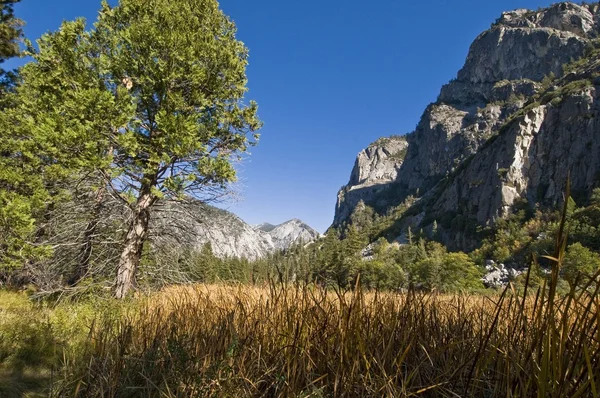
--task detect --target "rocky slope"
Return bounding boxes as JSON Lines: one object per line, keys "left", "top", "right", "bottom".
{"left": 151, "top": 201, "right": 318, "bottom": 259}
{"left": 334, "top": 136, "right": 408, "bottom": 225}
{"left": 258, "top": 219, "right": 321, "bottom": 250}
{"left": 334, "top": 2, "right": 600, "bottom": 250}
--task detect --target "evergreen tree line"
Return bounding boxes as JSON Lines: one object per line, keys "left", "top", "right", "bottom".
{"left": 143, "top": 230, "right": 484, "bottom": 294}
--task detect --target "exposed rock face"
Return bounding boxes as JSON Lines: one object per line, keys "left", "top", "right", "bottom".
{"left": 456, "top": 26, "right": 586, "bottom": 86}
{"left": 498, "top": 3, "right": 596, "bottom": 34}
{"left": 432, "top": 83, "right": 600, "bottom": 249}
{"left": 334, "top": 136, "right": 407, "bottom": 225}
{"left": 260, "top": 219, "right": 320, "bottom": 250}
{"left": 152, "top": 202, "right": 318, "bottom": 260}
{"left": 334, "top": 2, "right": 600, "bottom": 250}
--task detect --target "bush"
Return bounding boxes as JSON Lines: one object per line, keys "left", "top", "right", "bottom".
{"left": 562, "top": 243, "right": 600, "bottom": 287}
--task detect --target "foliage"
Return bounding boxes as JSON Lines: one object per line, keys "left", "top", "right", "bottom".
{"left": 0, "top": 0, "right": 22, "bottom": 91}
{"left": 355, "top": 238, "right": 406, "bottom": 290}
{"left": 0, "top": 1, "right": 33, "bottom": 271}
{"left": 404, "top": 242, "right": 483, "bottom": 292}
{"left": 87, "top": 0, "right": 262, "bottom": 201}
{"left": 562, "top": 242, "right": 600, "bottom": 287}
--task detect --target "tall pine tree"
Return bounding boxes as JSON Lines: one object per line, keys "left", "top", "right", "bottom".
{"left": 2, "top": 0, "right": 261, "bottom": 296}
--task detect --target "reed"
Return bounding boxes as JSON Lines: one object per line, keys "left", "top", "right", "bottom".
{"left": 53, "top": 180, "right": 599, "bottom": 397}
{"left": 51, "top": 274, "right": 599, "bottom": 397}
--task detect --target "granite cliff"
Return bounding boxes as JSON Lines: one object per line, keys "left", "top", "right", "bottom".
{"left": 255, "top": 219, "right": 320, "bottom": 250}
{"left": 152, "top": 202, "right": 319, "bottom": 259}
{"left": 334, "top": 136, "right": 408, "bottom": 225}
{"left": 334, "top": 2, "right": 600, "bottom": 251}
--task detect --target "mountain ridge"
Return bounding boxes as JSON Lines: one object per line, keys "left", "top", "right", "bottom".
{"left": 152, "top": 202, "right": 319, "bottom": 259}
{"left": 333, "top": 1, "right": 600, "bottom": 251}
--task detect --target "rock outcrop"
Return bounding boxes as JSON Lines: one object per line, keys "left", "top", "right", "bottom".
{"left": 152, "top": 202, "right": 318, "bottom": 259}
{"left": 334, "top": 136, "right": 407, "bottom": 225}
{"left": 482, "top": 260, "right": 523, "bottom": 288}
{"left": 258, "top": 219, "right": 320, "bottom": 250}
{"left": 334, "top": 2, "right": 600, "bottom": 251}
{"left": 432, "top": 78, "right": 600, "bottom": 249}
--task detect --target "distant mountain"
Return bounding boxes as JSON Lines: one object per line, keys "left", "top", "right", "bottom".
{"left": 151, "top": 201, "right": 319, "bottom": 259}
{"left": 254, "top": 222, "right": 277, "bottom": 233}
{"left": 260, "top": 219, "right": 321, "bottom": 250}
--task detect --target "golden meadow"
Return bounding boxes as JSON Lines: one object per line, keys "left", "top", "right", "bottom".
{"left": 1, "top": 197, "right": 599, "bottom": 397}
{"left": 1, "top": 274, "right": 599, "bottom": 397}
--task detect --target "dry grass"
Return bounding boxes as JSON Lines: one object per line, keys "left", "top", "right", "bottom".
{"left": 3, "top": 181, "right": 599, "bottom": 397}
{"left": 49, "top": 276, "right": 599, "bottom": 398}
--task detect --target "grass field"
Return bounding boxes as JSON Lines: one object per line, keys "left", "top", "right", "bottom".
{"left": 1, "top": 274, "right": 599, "bottom": 397}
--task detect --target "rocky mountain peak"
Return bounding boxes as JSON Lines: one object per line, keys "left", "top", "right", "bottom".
{"left": 334, "top": 136, "right": 407, "bottom": 225}
{"left": 153, "top": 203, "right": 318, "bottom": 259}
{"left": 256, "top": 219, "right": 320, "bottom": 250}
{"left": 333, "top": 1, "right": 600, "bottom": 251}
{"left": 496, "top": 3, "right": 596, "bottom": 35}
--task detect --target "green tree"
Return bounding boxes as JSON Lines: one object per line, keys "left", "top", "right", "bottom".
{"left": 342, "top": 225, "right": 367, "bottom": 287}
{"left": 358, "top": 237, "right": 398, "bottom": 289}
{"left": 315, "top": 230, "right": 343, "bottom": 286}
{"left": 562, "top": 243, "right": 600, "bottom": 288}
{"left": 1, "top": 18, "right": 134, "bottom": 275}
{"left": 437, "top": 252, "right": 483, "bottom": 292}
{"left": 99, "top": 0, "right": 261, "bottom": 298}
{"left": 0, "top": 0, "right": 22, "bottom": 92}
{"left": 410, "top": 243, "right": 482, "bottom": 292}
{"left": 4, "top": 0, "right": 262, "bottom": 296}
{"left": 188, "top": 242, "right": 218, "bottom": 283}
{"left": 0, "top": 0, "right": 27, "bottom": 272}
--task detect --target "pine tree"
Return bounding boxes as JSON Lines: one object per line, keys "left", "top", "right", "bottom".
{"left": 3, "top": 0, "right": 262, "bottom": 296}
{"left": 0, "top": 1, "right": 51, "bottom": 272}
{"left": 0, "top": 0, "right": 22, "bottom": 93}
{"left": 315, "top": 231, "right": 342, "bottom": 286}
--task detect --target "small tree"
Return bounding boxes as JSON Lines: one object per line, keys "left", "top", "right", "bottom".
{"left": 438, "top": 252, "right": 483, "bottom": 292}
{"left": 562, "top": 243, "right": 600, "bottom": 288}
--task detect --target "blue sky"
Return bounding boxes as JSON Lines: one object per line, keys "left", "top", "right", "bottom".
{"left": 6, "top": 0, "right": 562, "bottom": 232}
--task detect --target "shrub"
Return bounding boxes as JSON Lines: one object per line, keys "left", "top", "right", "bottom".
{"left": 562, "top": 242, "right": 600, "bottom": 287}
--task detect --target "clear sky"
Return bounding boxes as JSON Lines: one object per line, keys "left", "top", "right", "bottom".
{"left": 6, "top": 0, "right": 563, "bottom": 232}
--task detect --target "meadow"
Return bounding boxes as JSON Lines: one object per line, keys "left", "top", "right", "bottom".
{"left": 1, "top": 271, "right": 598, "bottom": 397}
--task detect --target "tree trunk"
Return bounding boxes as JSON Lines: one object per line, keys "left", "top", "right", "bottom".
{"left": 68, "top": 186, "right": 106, "bottom": 286}
{"left": 115, "top": 187, "right": 156, "bottom": 299}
